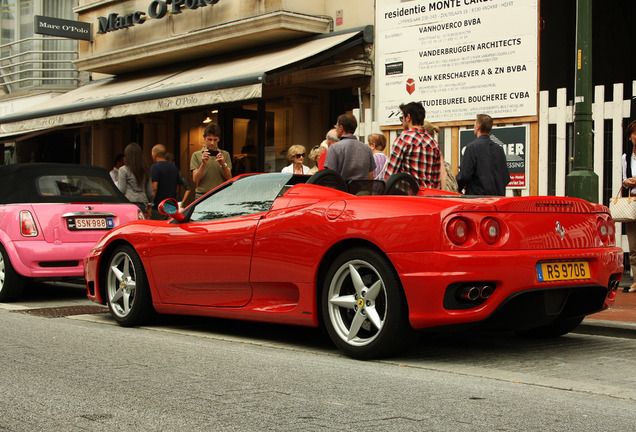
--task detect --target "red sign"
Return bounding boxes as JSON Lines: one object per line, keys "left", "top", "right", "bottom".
{"left": 406, "top": 78, "right": 415, "bottom": 95}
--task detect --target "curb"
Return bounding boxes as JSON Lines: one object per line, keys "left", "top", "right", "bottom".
{"left": 573, "top": 319, "right": 636, "bottom": 339}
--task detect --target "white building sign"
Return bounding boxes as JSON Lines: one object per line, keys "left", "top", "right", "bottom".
{"left": 376, "top": 0, "right": 538, "bottom": 125}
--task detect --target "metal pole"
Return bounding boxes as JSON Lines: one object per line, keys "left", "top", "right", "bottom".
{"left": 566, "top": 0, "right": 598, "bottom": 202}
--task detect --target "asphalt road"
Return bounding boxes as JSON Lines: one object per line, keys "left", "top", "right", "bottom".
{"left": 1, "top": 283, "right": 635, "bottom": 431}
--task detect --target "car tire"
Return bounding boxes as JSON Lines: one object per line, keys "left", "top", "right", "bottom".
{"left": 0, "top": 244, "right": 26, "bottom": 302}
{"left": 322, "top": 247, "right": 413, "bottom": 359}
{"left": 105, "top": 244, "right": 154, "bottom": 326}
{"left": 516, "top": 315, "right": 585, "bottom": 338}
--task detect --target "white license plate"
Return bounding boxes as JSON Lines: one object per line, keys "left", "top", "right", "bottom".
{"left": 73, "top": 217, "right": 114, "bottom": 230}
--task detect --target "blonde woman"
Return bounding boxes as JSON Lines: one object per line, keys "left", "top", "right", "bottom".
{"left": 281, "top": 145, "right": 311, "bottom": 174}
{"left": 367, "top": 133, "right": 388, "bottom": 180}
{"left": 308, "top": 145, "right": 324, "bottom": 175}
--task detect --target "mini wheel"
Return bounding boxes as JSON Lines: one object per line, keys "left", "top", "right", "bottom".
{"left": 0, "top": 244, "right": 26, "bottom": 302}
{"left": 105, "top": 244, "right": 154, "bottom": 326}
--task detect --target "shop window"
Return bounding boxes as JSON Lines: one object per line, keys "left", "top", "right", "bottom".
{"left": 179, "top": 100, "right": 294, "bottom": 180}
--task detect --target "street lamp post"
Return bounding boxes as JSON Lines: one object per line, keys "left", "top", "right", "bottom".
{"left": 566, "top": 0, "right": 598, "bottom": 203}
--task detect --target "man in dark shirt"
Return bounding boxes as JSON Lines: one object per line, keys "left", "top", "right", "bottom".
{"left": 456, "top": 114, "right": 510, "bottom": 196}
{"left": 150, "top": 144, "right": 180, "bottom": 219}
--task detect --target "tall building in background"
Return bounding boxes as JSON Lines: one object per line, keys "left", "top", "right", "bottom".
{"left": 0, "top": 0, "right": 81, "bottom": 163}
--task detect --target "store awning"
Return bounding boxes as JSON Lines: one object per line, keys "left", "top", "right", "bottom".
{"left": 0, "top": 28, "right": 370, "bottom": 137}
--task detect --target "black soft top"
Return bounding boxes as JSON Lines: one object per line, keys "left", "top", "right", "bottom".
{"left": 0, "top": 163, "right": 130, "bottom": 204}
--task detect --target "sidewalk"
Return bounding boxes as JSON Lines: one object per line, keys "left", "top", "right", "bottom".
{"left": 577, "top": 273, "right": 636, "bottom": 338}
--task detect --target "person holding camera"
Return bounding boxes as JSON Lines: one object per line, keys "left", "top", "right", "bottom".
{"left": 190, "top": 123, "right": 232, "bottom": 199}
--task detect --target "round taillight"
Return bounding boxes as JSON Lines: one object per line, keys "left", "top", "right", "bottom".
{"left": 607, "top": 220, "right": 616, "bottom": 244}
{"left": 447, "top": 217, "right": 469, "bottom": 245}
{"left": 598, "top": 218, "right": 615, "bottom": 245}
{"left": 480, "top": 218, "right": 501, "bottom": 244}
{"left": 597, "top": 218, "right": 609, "bottom": 243}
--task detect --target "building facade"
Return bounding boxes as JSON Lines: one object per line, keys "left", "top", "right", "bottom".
{"left": 1, "top": 0, "right": 375, "bottom": 205}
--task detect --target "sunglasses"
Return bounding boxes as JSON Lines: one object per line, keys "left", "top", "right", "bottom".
{"left": 399, "top": 116, "right": 404, "bottom": 122}
{"left": 294, "top": 153, "right": 305, "bottom": 158}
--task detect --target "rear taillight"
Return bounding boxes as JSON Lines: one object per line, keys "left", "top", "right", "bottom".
{"left": 598, "top": 217, "right": 616, "bottom": 245}
{"left": 137, "top": 210, "right": 145, "bottom": 220}
{"left": 447, "top": 217, "right": 469, "bottom": 245}
{"left": 480, "top": 218, "right": 501, "bottom": 244}
{"left": 20, "top": 211, "right": 38, "bottom": 237}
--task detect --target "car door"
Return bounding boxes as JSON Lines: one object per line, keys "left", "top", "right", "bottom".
{"left": 147, "top": 215, "right": 258, "bottom": 307}
{"left": 146, "top": 174, "right": 290, "bottom": 307}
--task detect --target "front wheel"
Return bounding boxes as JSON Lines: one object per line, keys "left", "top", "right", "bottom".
{"left": 0, "top": 244, "right": 26, "bottom": 302}
{"left": 105, "top": 245, "right": 154, "bottom": 326}
{"left": 321, "top": 247, "right": 413, "bottom": 359}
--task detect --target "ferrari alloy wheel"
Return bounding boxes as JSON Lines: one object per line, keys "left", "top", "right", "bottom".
{"left": 0, "top": 244, "right": 26, "bottom": 302}
{"left": 105, "top": 245, "right": 154, "bottom": 326}
{"left": 322, "top": 247, "right": 413, "bottom": 359}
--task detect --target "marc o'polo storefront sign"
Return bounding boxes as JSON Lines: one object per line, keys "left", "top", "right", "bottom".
{"left": 98, "top": 0, "right": 220, "bottom": 34}
{"left": 35, "top": 16, "right": 91, "bottom": 41}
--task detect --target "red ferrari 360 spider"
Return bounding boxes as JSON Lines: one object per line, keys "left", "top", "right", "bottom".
{"left": 84, "top": 171, "right": 623, "bottom": 359}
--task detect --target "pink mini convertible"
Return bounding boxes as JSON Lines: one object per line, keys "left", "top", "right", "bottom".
{"left": 0, "top": 163, "right": 143, "bottom": 301}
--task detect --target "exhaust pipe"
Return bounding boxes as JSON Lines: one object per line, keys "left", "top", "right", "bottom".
{"left": 459, "top": 286, "right": 481, "bottom": 301}
{"left": 458, "top": 284, "right": 495, "bottom": 302}
{"left": 479, "top": 285, "right": 493, "bottom": 299}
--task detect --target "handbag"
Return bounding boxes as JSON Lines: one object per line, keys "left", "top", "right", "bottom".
{"left": 609, "top": 187, "right": 636, "bottom": 222}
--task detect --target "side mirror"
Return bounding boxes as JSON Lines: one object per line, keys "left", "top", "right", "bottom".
{"left": 158, "top": 198, "right": 185, "bottom": 222}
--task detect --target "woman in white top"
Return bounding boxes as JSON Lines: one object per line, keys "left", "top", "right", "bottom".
{"left": 281, "top": 144, "right": 311, "bottom": 174}
{"left": 621, "top": 120, "right": 636, "bottom": 292}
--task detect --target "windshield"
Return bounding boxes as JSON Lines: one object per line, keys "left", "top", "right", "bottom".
{"left": 189, "top": 173, "right": 293, "bottom": 222}
{"left": 37, "top": 174, "right": 120, "bottom": 198}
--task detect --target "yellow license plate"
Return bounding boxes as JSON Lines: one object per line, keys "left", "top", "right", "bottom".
{"left": 536, "top": 261, "right": 590, "bottom": 282}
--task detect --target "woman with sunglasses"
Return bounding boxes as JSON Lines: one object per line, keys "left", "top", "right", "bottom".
{"left": 281, "top": 144, "right": 311, "bottom": 174}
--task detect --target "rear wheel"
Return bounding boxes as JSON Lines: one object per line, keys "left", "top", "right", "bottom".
{"left": 516, "top": 315, "right": 585, "bottom": 338}
{"left": 105, "top": 245, "right": 154, "bottom": 326}
{"left": 0, "top": 244, "right": 26, "bottom": 302}
{"left": 322, "top": 247, "right": 413, "bottom": 359}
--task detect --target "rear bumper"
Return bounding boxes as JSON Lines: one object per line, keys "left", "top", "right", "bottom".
{"left": 8, "top": 240, "right": 93, "bottom": 278}
{"left": 389, "top": 247, "right": 623, "bottom": 330}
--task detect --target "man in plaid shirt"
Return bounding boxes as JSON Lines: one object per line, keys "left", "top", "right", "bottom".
{"left": 384, "top": 102, "right": 442, "bottom": 189}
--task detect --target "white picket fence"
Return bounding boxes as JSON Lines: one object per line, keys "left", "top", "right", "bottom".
{"left": 538, "top": 81, "right": 634, "bottom": 199}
